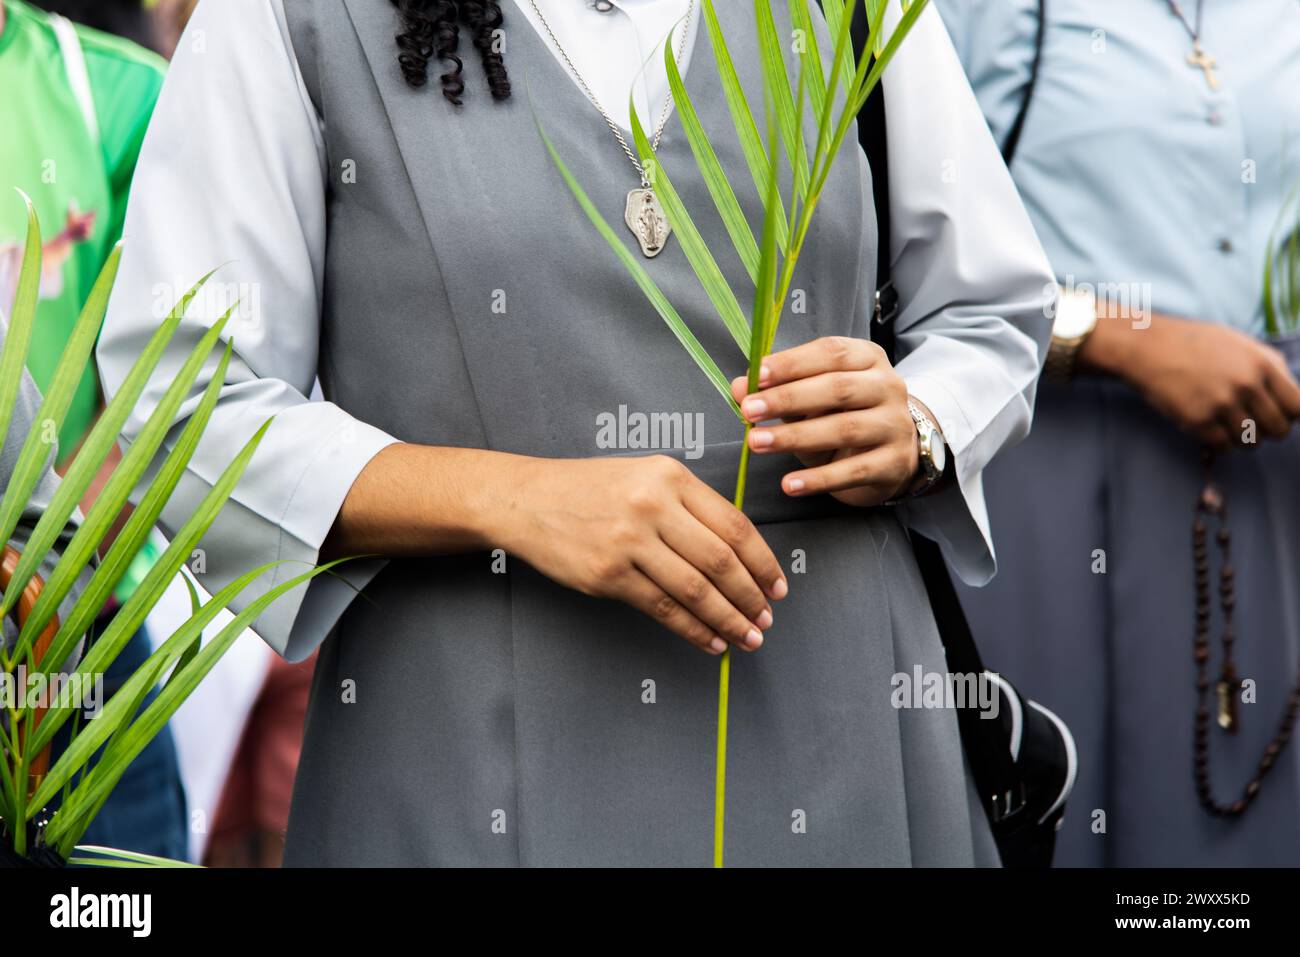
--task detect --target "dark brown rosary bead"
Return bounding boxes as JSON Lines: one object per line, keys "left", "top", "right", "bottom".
{"left": 1190, "top": 452, "right": 1300, "bottom": 819}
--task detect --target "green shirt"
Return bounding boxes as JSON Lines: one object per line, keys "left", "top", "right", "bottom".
{"left": 0, "top": 0, "right": 165, "bottom": 603}
{"left": 0, "top": 0, "right": 165, "bottom": 462}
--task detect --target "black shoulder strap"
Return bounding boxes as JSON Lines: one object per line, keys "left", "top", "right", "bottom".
{"left": 1000, "top": 0, "right": 1046, "bottom": 166}
{"left": 850, "top": 4, "right": 898, "bottom": 361}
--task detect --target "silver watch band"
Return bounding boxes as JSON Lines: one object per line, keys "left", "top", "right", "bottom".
{"left": 886, "top": 400, "right": 945, "bottom": 504}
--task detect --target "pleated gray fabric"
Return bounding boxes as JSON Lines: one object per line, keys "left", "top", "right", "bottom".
{"left": 279, "top": 0, "right": 998, "bottom": 867}
{"left": 957, "top": 377, "right": 1300, "bottom": 867}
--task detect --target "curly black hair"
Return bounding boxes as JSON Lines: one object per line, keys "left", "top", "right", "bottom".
{"left": 391, "top": 0, "right": 511, "bottom": 106}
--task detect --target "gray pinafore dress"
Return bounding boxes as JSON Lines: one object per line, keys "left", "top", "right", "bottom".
{"left": 280, "top": 0, "right": 998, "bottom": 867}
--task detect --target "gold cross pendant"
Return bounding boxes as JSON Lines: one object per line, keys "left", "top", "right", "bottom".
{"left": 1187, "top": 40, "right": 1220, "bottom": 91}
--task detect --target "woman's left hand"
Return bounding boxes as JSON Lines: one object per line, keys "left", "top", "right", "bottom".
{"left": 729, "top": 336, "right": 922, "bottom": 508}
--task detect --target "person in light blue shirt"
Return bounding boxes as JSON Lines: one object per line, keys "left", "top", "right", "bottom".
{"left": 934, "top": 0, "right": 1300, "bottom": 866}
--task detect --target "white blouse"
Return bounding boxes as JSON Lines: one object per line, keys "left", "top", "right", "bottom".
{"left": 511, "top": 0, "right": 700, "bottom": 134}
{"left": 99, "top": 0, "right": 1055, "bottom": 660}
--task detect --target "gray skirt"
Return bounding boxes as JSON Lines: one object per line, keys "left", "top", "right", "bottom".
{"left": 283, "top": 446, "right": 999, "bottom": 866}
{"left": 957, "top": 377, "right": 1300, "bottom": 867}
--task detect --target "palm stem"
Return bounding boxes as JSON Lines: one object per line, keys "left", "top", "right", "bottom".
{"left": 713, "top": 646, "right": 731, "bottom": 868}
{"left": 715, "top": 429, "right": 752, "bottom": 867}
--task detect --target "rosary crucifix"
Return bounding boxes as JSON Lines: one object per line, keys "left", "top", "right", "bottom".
{"left": 1166, "top": 1, "right": 1220, "bottom": 91}
{"left": 1187, "top": 40, "right": 1220, "bottom": 91}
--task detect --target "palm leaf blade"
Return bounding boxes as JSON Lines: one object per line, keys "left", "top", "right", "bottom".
{"left": 820, "top": 0, "right": 857, "bottom": 92}
{"left": 664, "top": 38, "right": 761, "bottom": 282}
{"left": 0, "top": 193, "right": 42, "bottom": 444}
{"left": 630, "top": 99, "right": 750, "bottom": 354}
{"left": 14, "top": 318, "right": 232, "bottom": 659}
{"left": 47, "top": 560, "right": 346, "bottom": 850}
{"left": 700, "top": 0, "right": 790, "bottom": 250}
{"left": 27, "top": 417, "right": 273, "bottom": 765}
{"left": 0, "top": 245, "right": 120, "bottom": 619}
{"left": 754, "top": 0, "right": 810, "bottom": 199}
{"left": 27, "top": 341, "right": 234, "bottom": 690}
{"left": 30, "top": 559, "right": 278, "bottom": 808}
{"left": 70, "top": 846, "right": 201, "bottom": 868}
{"left": 0, "top": 269, "right": 219, "bottom": 617}
{"left": 537, "top": 118, "right": 743, "bottom": 419}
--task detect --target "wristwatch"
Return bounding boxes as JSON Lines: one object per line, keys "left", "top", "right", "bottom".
{"left": 1044, "top": 286, "right": 1099, "bottom": 382}
{"left": 888, "top": 399, "right": 947, "bottom": 503}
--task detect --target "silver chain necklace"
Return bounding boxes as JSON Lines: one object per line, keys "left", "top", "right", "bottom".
{"left": 528, "top": 0, "right": 696, "bottom": 256}
{"left": 1165, "top": 0, "right": 1220, "bottom": 90}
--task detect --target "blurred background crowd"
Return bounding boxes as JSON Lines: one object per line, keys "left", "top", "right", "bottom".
{"left": 3, "top": 0, "right": 310, "bottom": 868}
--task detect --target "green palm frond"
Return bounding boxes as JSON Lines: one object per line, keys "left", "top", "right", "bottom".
{"left": 68, "top": 845, "right": 203, "bottom": 868}
{"left": 45, "top": 560, "right": 347, "bottom": 856}
{"left": 27, "top": 417, "right": 274, "bottom": 768}
{"left": 1263, "top": 180, "right": 1300, "bottom": 336}
{"left": 0, "top": 265, "right": 220, "bottom": 627}
{"left": 535, "top": 115, "right": 744, "bottom": 420}
{"left": 25, "top": 333, "right": 238, "bottom": 694}
{"left": 540, "top": 0, "right": 930, "bottom": 867}
{"left": 0, "top": 193, "right": 43, "bottom": 443}
{"left": 665, "top": 35, "right": 762, "bottom": 281}
{"left": 819, "top": 0, "right": 857, "bottom": 93}
{"left": 10, "top": 313, "right": 233, "bottom": 666}
{"left": 0, "top": 240, "right": 119, "bottom": 554}
{"left": 716, "top": 103, "right": 786, "bottom": 870}
{"left": 0, "top": 202, "right": 338, "bottom": 864}
{"left": 700, "top": 0, "right": 791, "bottom": 252}
{"left": 754, "top": 0, "right": 811, "bottom": 201}
{"left": 630, "top": 96, "right": 751, "bottom": 354}
{"left": 790, "top": 0, "right": 828, "bottom": 123}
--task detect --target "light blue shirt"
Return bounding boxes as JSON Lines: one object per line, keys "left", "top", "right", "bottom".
{"left": 935, "top": 0, "right": 1300, "bottom": 335}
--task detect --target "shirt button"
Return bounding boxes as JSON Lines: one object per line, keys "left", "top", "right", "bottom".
{"left": 1217, "top": 238, "right": 1234, "bottom": 254}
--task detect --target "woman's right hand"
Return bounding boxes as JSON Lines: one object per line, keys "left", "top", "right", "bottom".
{"left": 1080, "top": 312, "right": 1300, "bottom": 448}
{"left": 491, "top": 454, "right": 788, "bottom": 656}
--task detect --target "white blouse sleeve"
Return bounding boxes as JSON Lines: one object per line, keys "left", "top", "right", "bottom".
{"left": 98, "top": 0, "right": 400, "bottom": 662}
{"left": 880, "top": 2, "right": 1055, "bottom": 586}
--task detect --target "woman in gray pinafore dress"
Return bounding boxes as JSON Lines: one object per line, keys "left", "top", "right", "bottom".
{"left": 97, "top": 0, "right": 1055, "bottom": 866}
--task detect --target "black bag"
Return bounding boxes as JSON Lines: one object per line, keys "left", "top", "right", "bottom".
{"left": 849, "top": 3, "right": 1074, "bottom": 867}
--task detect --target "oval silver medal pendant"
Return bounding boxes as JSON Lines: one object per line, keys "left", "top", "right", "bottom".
{"left": 625, "top": 188, "right": 672, "bottom": 258}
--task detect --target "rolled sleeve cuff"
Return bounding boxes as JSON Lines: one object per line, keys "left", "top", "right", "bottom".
{"left": 218, "top": 410, "right": 400, "bottom": 662}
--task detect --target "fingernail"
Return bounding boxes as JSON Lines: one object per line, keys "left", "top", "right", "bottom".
{"left": 742, "top": 397, "right": 768, "bottom": 419}
{"left": 750, "top": 429, "right": 774, "bottom": 449}
{"left": 786, "top": 477, "right": 806, "bottom": 494}
{"left": 756, "top": 608, "right": 773, "bottom": 629}
{"left": 771, "top": 577, "right": 788, "bottom": 599}
{"left": 759, "top": 364, "right": 772, "bottom": 385}
{"left": 743, "top": 629, "right": 764, "bottom": 650}
{"left": 709, "top": 637, "right": 728, "bottom": 654}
